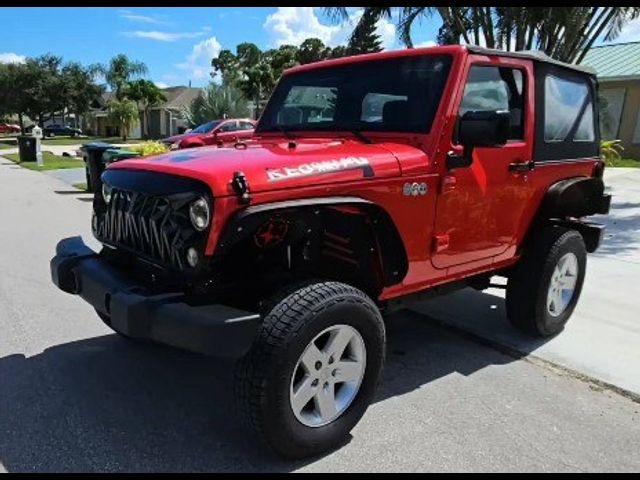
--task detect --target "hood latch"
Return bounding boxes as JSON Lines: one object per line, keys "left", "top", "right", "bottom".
{"left": 231, "top": 171, "right": 251, "bottom": 204}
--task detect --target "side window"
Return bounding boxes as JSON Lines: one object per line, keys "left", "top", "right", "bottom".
{"left": 219, "top": 121, "right": 239, "bottom": 132}
{"left": 544, "top": 75, "right": 595, "bottom": 142}
{"left": 239, "top": 121, "right": 254, "bottom": 130}
{"left": 459, "top": 66, "right": 525, "bottom": 140}
{"left": 361, "top": 93, "right": 408, "bottom": 123}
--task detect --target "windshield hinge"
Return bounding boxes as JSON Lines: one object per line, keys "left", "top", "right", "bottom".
{"left": 231, "top": 171, "right": 251, "bottom": 204}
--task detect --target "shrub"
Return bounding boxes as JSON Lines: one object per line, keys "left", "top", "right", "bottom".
{"left": 127, "top": 140, "right": 169, "bottom": 157}
{"left": 600, "top": 139, "right": 624, "bottom": 166}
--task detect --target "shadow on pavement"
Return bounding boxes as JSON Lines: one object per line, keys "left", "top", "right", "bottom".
{"left": 0, "top": 295, "right": 534, "bottom": 473}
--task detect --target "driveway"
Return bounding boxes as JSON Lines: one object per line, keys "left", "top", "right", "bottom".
{"left": 410, "top": 168, "right": 640, "bottom": 397}
{"left": 0, "top": 161, "right": 638, "bottom": 472}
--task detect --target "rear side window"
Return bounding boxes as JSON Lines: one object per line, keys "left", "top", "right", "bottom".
{"left": 219, "top": 122, "right": 239, "bottom": 132}
{"left": 544, "top": 75, "right": 595, "bottom": 142}
{"left": 459, "top": 66, "right": 525, "bottom": 140}
{"left": 239, "top": 121, "right": 255, "bottom": 130}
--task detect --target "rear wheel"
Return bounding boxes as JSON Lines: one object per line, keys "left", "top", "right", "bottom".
{"left": 506, "top": 226, "right": 586, "bottom": 337}
{"left": 234, "top": 281, "right": 385, "bottom": 458}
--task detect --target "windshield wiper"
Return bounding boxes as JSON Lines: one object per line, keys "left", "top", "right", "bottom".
{"left": 349, "top": 129, "right": 373, "bottom": 144}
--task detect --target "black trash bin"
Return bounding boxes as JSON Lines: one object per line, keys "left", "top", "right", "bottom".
{"left": 80, "top": 142, "right": 114, "bottom": 193}
{"left": 17, "top": 135, "right": 37, "bottom": 163}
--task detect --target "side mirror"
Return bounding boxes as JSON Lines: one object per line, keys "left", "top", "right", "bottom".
{"left": 447, "top": 110, "right": 510, "bottom": 170}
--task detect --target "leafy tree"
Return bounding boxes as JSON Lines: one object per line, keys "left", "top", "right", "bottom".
{"left": 94, "top": 54, "right": 148, "bottom": 100}
{"left": 211, "top": 49, "right": 241, "bottom": 86}
{"left": 296, "top": 38, "right": 331, "bottom": 65}
{"left": 326, "top": 7, "right": 640, "bottom": 63}
{"left": 182, "top": 84, "right": 249, "bottom": 127}
{"left": 22, "top": 54, "right": 67, "bottom": 126}
{"left": 264, "top": 44, "right": 299, "bottom": 79}
{"left": 329, "top": 45, "right": 350, "bottom": 58}
{"left": 127, "top": 79, "right": 167, "bottom": 139}
{"left": 61, "top": 62, "right": 104, "bottom": 129}
{"left": 209, "top": 39, "right": 352, "bottom": 118}
{"left": 347, "top": 10, "right": 383, "bottom": 54}
{"left": 107, "top": 98, "right": 139, "bottom": 141}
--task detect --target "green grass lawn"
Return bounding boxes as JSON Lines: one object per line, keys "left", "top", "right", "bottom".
{"left": 0, "top": 138, "right": 17, "bottom": 149}
{"left": 72, "top": 181, "right": 88, "bottom": 191}
{"left": 41, "top": 136, "right": 144, "bottom": 146}
{"left": 608, "top": 158, "right": 640, "bottom": 168}
{"left": 2, "top": 152, "right": 84, "bottom": 171}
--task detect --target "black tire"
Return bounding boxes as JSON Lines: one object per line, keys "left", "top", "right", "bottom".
{"left": 234, "top": 281, "right": 385, "bottom": 458}
{"left": 506, "top": 226, "right": 587, "bottom": 337}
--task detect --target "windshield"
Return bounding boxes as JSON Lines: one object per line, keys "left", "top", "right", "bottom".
{"left": 191, "top": 120, "right": 221, "bottom": 134}
{"left": 257, "top": 55, "right": 452, "bottom": 135}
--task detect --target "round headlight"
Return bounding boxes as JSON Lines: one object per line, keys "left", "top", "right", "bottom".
{"left": 189, "top": 197, "right": 210, "bottom": 231}
{"left": 102, "top": 183, "right": 112, "bottom": 205}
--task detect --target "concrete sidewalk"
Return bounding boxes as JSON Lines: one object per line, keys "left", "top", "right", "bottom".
{"left": 411, "top": 167, "right": 640, "bottom": 397}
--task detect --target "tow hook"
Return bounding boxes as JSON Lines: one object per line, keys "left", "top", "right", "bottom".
{"left": 231, "top": 171, "right": 251, "bottom": 204}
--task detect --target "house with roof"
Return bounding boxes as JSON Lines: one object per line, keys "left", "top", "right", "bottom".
{"left": 581, "top": 41, "right": 640, "bottom": 159}
{"left": 85, "top": 86, "right": 202, "bottom": 139}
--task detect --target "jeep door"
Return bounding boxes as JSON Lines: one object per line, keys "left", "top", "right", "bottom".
{"left": 432, "top": 57, "right": 535, "bottom": 270}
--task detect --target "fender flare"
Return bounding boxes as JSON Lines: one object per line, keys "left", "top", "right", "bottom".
{"left": 539, "top": 176, "right": 611, "bottom": 219}
{"left": 214, "top": 196, "right": 409, "bottom": 288}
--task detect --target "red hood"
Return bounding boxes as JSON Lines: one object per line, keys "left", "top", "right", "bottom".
{"left": 109, "top": 138, "right": 413, "bottom": 196}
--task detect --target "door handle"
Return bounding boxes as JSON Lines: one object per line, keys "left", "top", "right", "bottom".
{"left": 508, "top": 160, "right": 535, "bottom": 173}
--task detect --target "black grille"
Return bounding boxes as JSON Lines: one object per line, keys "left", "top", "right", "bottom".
{"left": 94, "top": 169, "right": 211, "bottom": 271}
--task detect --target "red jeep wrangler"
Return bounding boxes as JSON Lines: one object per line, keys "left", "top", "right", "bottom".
{"left": 51, "top": 45, "right": 611, "bottom": 458}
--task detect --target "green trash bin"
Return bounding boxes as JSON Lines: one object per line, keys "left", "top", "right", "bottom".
{"left": 103, "top": 148, "right": 142, "bottom": 164}
{"left": 80, "top": 142, "right": 114, "bottom": 193}
{"left": 17, "top": 135, "right": 37, "bottom": 162}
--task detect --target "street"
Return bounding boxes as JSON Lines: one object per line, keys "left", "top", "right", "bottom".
{"left": 0, "top": 158, "right": 639, "bottom": 472}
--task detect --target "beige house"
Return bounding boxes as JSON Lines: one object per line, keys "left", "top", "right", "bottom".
{"left": 86, "top": 86, "right": 202, "bottom": 139}
{"left": 582, "top": 41, "right": 640, "bottom": 159}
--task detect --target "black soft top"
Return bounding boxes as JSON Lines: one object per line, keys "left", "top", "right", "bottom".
{"left": 466, "top": 45, "right": 596, "bottom": 77}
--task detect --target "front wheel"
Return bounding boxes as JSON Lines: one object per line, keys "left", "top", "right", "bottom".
{"left": 506, "top": 226, "right": 587, "bottom": 337}
{"left": 234, "top": 281, "right": 385, "bottom": 458}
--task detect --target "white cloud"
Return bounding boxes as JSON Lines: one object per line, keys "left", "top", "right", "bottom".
{"left": 0, "top": 52, "right": 26, "bottom": 64}
{"left": 118, "top": 9, "right": 169, "bottom": 25}
{"left": 154, "top": 81, "right": 169, "bottom": 89}
{"left": 264, "top": 7, "right": 397, "bottom": 50}
{"left": 176, "top": 36, "right": 222, "bottom": 80}
{"left": 415, "top": 40, "right": 437, "bottom": 48}
{"left": 123, "top": 30, "right": 206, "bottom": 42}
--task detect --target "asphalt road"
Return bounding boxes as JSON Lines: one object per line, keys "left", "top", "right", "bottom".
{"left": 0, "top": 158, "right": 639, "bottom": 472}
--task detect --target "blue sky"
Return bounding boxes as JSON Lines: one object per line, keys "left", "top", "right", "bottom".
{"left": 0, "top": 7, "right": 441, "bottom": 88}
{"left": 2, "top": 7, "right": 639, "bottom": 90}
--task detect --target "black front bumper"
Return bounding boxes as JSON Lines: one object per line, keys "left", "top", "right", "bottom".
{"left": 50, "top": 236, "right": 261, "bottom": 358}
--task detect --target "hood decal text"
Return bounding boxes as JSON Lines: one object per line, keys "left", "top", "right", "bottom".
{"left": 266, "top": 156, "right": 373, "bottom": 182}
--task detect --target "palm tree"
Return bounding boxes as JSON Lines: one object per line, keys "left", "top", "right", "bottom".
{"left": 94, "top": 54, "right": 148, "bottom": 100}
{"left": 127, "top": 79, "right": 167, "bottom": 139}
{"left": 182, "top": 84, "right": 249, "bottom": 127}
{"left": 107, "top": 98, "right": 139, "bottom": 141}
{"left": 324, "top": 7, "right": 640, "bottom": 63}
